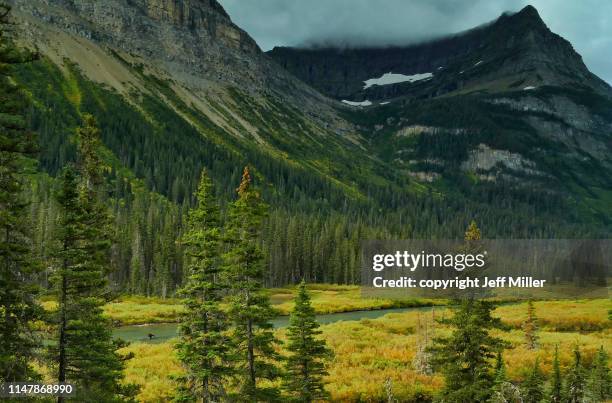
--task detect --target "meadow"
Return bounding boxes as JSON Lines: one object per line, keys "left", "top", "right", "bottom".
{"left": 118, "top": 299, "right": 611, "bottom": 402}
{"left": 39, "top": 285, "right": 441, "bottom": 326}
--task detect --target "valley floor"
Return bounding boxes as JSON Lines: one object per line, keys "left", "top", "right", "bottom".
{"left": 40, "top": 285, "right": 441, "bottom": 326}
{"left": 114, "top": 298, "right": 609, "bottom": 402}
{"left": 37, "top": 288, "right": 610, "bottom": 401}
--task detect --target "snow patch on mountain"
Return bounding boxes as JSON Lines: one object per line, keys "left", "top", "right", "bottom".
{"left": 363, "top": 72, "right": 433, "bottom": 89}
{"left": 342, "top": 99, "right": 373, "bottom": 107}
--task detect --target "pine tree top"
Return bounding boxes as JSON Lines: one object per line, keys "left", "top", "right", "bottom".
{"left": 290, "top": 280, "right": 317, "bottom": 320}
{"left": 189, "top": 168, "right": 219, "bottom": 225}
{"left": 464, "top": 220, "right": 482, "bottom": 241}
{"left": 237, "top": 165, "right": 251, "bottom": 196}
{"left": 76, "top": 113, "right": 105, "bottom": 190}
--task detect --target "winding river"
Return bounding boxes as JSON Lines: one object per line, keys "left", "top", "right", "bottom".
{"left": 113, "top": 306, "right": 435, "bottom": 344}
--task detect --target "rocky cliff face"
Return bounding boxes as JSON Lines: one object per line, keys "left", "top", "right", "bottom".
{"left": 268, "top": 6, "right": 612, "bottom": 102}
{"left": 12, "top": 0, "right": 259, "bottom": 81}
{"left": 8, "top": 0, "right": 346, "bottom": 139}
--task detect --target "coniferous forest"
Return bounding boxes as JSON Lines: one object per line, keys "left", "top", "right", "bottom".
{"left": 0, "top": 2, "right": 610, "bottom": 402}
{"left": 15, "top": 49, "right": 610, "bottom": 298}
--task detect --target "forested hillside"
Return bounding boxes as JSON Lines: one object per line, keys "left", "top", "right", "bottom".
{"left": 6, "top": 0, "right": 611, "bottom": 297}
{"left": 17, "top": 57, "right": 610, "bottom": 296}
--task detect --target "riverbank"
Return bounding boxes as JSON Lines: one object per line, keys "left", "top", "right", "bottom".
{"left": 113, "top": 305, "right": 438, "bottom": 343}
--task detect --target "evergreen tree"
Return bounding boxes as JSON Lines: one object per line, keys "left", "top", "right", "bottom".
{"left": 585, "top": 346, "right": 610, "bottom": 402}
{"left": 564, "top": 345, "right": 586, "bottom": 403}
{"left": 50, "top": 116, "right": 137, "bottom": 402}
{"left": 0, "top": 2, "right": 41, "bottom": 383}
{"left": 490, "top": 351, "right": 507, "bottom": 401}
{"left": 224, "top": 166, "right": 281, "bottom": 401}
{"left": 522, "top": 358, "right": 545, "bottom": 403}
{"left": 548, "top": 345, "right": 563, "bottom": 403}
{"left": 523, "top": 300, "right": 538, "bottom": 350}
{"left": 174, "top": 170, "right": 232, "bottom": 402}
{"left": 283, "top": 281, "right": 332, "bottom": 402}
{"left": 489, "top": 352, "right": 521, "bottom": 403}
{"left": 430, "top": 298, "right": 507, "bottom": 402}
{"left": 493, "top": 351, "right": 507, "bottom": 386}
{"left": 431, "top": 220, "right": 507, "bottom": 402}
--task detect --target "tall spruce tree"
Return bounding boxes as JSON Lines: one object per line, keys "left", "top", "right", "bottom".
{"left": 223, "top": 166, "right": 281, "bottom": 401}
{"left": 564, "top": 345, "right": 586, "bottom": 403}
{"left": 430, "top": 221, "right": 507, "bottom": 402}
{"left": 0, "top": 2, "right": 41, "bottom": 383}
{"left": 51, "top": 116, "right": 137, "bottom": 402}
{"left": 522, "top": 358, "right": 545, "bottom": 403}
{"left": 548, "top": 345, "right": 563, "bottom": 403}
{"left": 282, "top": 281, "right": 332, "bottom": 402}
{"left": 430, "top": 298, "right": 507, "bottom": 402}
{"left": 585, "top": 346, "right": 610, "bottom": 402}
{"left": 490, "top": 351, "right": 509, "bottom": 402}
{"left": 174, "top": 169, "right": 232, "bottom": 402}
{"left": 489, "top": 353, "right": 521, "bottom": 403}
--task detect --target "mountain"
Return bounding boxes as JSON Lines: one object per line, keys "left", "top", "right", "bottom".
{"left": 268, "top": 5, "right": 612, "bottom": 103}
{"left": 267, "top": 5, "right": 612, "bottom": 229}
{"left": 3, "top": 1, "right": 612, "bottom": 291}
{"left": 7, "top": 0, "right": 379, "bottom": 204}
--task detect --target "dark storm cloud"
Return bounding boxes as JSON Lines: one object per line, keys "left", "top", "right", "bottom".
{"left": 218, "top": 0, "right": 612, "bottom": 85}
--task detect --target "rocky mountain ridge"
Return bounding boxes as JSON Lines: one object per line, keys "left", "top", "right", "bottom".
{"left": 268, "top": 6, "right": 612, "bottom": 103}
{"left": 8, "top": 0, "right": 350, "bottom": 141}
{"left": 5, "top": 0, "right": 612, "bottom": 232}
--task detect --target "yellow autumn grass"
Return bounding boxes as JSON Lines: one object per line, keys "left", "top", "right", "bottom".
{"left": 41, "top": 286, "right": 439, "bottom": 325}
{"left": 269, "top": 285, "right": 440, "bottom": 315}
{"left": 121, "top": 342, "right": 183, "bottom": 402}
{"left": 494, "top": 299, "right": 611, "bottom": 331}
{"left": 103, "top": 299, "right": 185, "bottom": 326}
{"left": 121, "top": 299, "right": 611, "bottom": 402}
{"left": 41, "top": 296, "right": 186, "bottom": 326}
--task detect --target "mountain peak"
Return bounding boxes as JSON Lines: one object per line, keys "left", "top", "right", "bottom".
{"left": 497, "top": 4, "right": 547, "bottom": 32}
{"left": 268, "top": 4, "right": 611, "bottom": 101}
{"left": 516, "top": 4, "right": 541, "bottom": 19}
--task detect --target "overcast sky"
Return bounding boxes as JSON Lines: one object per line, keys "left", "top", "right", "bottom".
{"left": 218, "top": 0, "right": 612, "bottom": 85}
